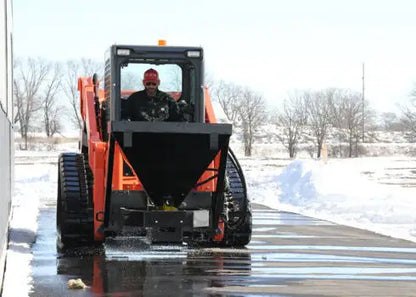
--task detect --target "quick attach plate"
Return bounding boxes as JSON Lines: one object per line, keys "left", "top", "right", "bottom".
{"left": 144, "top": 211, "right": 193, "bottom": 243}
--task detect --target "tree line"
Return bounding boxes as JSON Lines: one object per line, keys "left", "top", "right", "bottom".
{"left": 13, "top": 57, "right": 416, "bottom": 157}
{"left": 13, "top": 57, "right": 101, "bottom": 149}
{"left": 210, "top": 81, "right": 416, "bottom": 158}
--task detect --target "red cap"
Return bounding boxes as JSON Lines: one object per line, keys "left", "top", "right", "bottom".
{"left": 143, "top": 68, "right": 159, "bottom": 83}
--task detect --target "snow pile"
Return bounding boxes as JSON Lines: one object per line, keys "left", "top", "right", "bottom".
{"left": 274, "top": 159, "right": 416, "bottom": 242}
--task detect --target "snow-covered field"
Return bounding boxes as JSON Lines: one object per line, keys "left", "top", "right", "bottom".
{"left": 243, "top": 156, "right": 416, "bottom": 242}
{"left": 2, "top": 140, "right": 416, "bottom": 296}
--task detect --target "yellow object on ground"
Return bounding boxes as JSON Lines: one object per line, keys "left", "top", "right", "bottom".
{"left": 68, "top": 278, "right": 87, "bottom": 289}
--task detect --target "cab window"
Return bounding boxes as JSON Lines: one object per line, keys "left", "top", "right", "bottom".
{"left": 120, "top": 63, "right": 182, "bottom": 98}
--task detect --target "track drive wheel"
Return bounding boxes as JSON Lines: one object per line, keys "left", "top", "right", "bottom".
{"left": 57, "top": 153, "right": 94, "bottom": 251}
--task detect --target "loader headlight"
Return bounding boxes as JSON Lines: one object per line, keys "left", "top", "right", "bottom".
{"left": 186, "top": 50, "right": 201, "bottom": 58}
{"left": 117, "top": 49, "right": 131, "bottom": 56}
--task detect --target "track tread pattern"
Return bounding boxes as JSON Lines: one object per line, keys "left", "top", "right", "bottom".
{"left": 57, "top": 153, "right": 94, "bottom": 250}
{"left": 223, "top": 150, "right": 252, "bottom": 247}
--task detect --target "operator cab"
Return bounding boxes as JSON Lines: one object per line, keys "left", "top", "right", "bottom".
{"left": 104, "top": 45, "right": 205, "bottom": 123}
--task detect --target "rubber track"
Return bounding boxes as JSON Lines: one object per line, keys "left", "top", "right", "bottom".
{"left": 224, "top": 149, "right": 252, "bottom": 231}
{"left": 57, "top": 153, "right": 94, "bottom": 248}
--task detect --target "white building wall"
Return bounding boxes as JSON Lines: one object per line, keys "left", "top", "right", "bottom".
{"left": 0, "top": 0, "right": 13, "bottom": 292}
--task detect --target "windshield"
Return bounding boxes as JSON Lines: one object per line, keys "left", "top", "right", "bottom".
{"left": 119, "top": 62, "right": 197, "bottom": 122}
{"left": 121, "top": 63, "right": 182, "bottom": 96}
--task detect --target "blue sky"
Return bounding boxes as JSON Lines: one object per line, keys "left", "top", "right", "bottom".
{"left": 12, "top": 0, "right": 416, "bottom": 112}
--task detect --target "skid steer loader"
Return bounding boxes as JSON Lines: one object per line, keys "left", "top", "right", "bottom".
{"left": 56, "top": 44, "right": 251, "bottom": 250}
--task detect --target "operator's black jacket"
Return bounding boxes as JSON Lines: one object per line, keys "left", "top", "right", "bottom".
{"left": 126, "top": 89, "right": 181, "bottom": 121}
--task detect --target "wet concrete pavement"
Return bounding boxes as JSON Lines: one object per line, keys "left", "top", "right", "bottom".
{"left": 30, "top": 204, "right": 416, "bottom": 297}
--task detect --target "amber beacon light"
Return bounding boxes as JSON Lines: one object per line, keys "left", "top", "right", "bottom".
{"left": 158, "top": 39, "right": 167, "bottom": 46}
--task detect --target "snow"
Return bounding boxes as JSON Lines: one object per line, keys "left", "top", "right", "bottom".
{"left": 255, "top": 157, "right": 416, "bottom": 242}
{"left": 2, "top": 149, "right": 67, "bottom": 297}
{"left": 2, "top": 141, "right": 416, "bottom": 296}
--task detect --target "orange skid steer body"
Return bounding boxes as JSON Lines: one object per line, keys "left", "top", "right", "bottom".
{"left": 56, "top": 44, "right": 251, "bottom": 249}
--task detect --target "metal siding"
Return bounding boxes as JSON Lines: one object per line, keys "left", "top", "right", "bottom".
{"left": 0, "top": 113, "right": 11, "bottom": 291}
{"left": 0, "top": 0, "right": 6, "bottom": 113}
{"left": 0, "top": 0, "right": 12, "bottom": 291}
{"left": 6, "top": 0, "right": 12, "bottom": 118}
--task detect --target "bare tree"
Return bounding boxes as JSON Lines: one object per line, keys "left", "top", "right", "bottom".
{"left": 210, "top": 80, "right": 242, "bottom": 124}
{"left": 275, "top": 92, "right": 308, "bottom": 158}
{"left": 42, "top": 62, "right": 63, "bottom": 137}
{"left": 306, "top": 89, "right": 333, "bottom": 158}
{"left": 400, "top": 84, "right": 416, "bottom": 138}
{"left": 13, "top": 58, "right": 50, "bottom": 149}
{"left": 380, "top": 112, "right": 405, "bottom": 131}
{"left": 326, "top": 88, "right": 346, "bottom": 157}
{"left": 401, "top": 100, "right": 416, "bottom": 138}
{"left": 80, "top": 58, "right": 102, "bottom": 78}
{"left": 63, "top": 59, "right": 102, "bottom": 129}
{"left": 238, "top": 88, "right": 267, "bottom": 156}
{"left": 63, "top": 60, "right": 82, "bottom": 129}
{"left": 338, "top": 91, "right": 363, "bottom": 157}
{"left": 328, "top": 88, "right": 376, "bottom": 157}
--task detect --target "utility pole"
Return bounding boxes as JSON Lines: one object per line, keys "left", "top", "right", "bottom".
{"left": 362, "top": 62, "right": 365, "bottom": 142}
